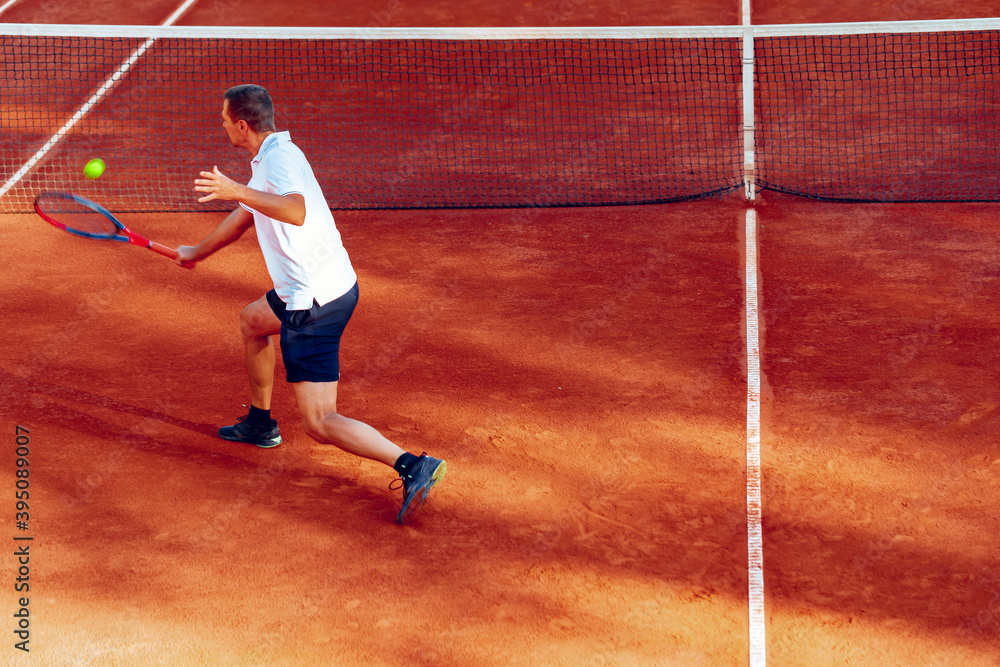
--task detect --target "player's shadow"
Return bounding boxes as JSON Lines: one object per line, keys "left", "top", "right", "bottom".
{"left": 0, "top": 366, "right": 219, "bottom": 438}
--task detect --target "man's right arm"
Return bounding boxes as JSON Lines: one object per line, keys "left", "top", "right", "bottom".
{"left": 176, "top": 206, "right": 255, "bottom": 265}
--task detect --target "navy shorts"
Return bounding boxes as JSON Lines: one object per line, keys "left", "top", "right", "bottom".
{"left": 266, "top": 282, "right": 359, "bottom": 383}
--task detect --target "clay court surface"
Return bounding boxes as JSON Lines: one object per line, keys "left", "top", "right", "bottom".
{"left": 3, "top": 1, "right": 1000, "bottom": 665}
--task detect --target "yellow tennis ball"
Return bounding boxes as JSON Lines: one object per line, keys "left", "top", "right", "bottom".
{"left": 84, "top": 158, "right": 105, "bottom": 180}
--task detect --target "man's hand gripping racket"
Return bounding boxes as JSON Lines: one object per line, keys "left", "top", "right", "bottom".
{"left": 34, "top": 192, "right": 194, "bottom": 269}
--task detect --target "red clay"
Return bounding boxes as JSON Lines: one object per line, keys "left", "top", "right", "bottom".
{"left": 753, "top": 0, "right": 1000, "bottom": 24}
{"left": 176, "top": 0, "right": 740, "bottom": 28}
{"left": 0, "top": 0, "right": 185, "bottom": 24}
{"left": 4, "top": 1, "right": 1000, "bottom": 664}
{"left": 756, "top": 192, "right": 1000, "bottom": 665}
{"left": 2, "top": 197, "right": 751, "bottom": 664}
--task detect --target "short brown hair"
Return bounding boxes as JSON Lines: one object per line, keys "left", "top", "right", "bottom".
{"left": 223, "top": 84, "right": 276, "bottom": 133}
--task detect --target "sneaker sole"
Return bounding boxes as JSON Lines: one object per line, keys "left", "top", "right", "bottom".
{"left": 397, "top": 460, "right": 446, "bottom": 524}
{"left": 218, "top": 429, "right": 282, "bottom": 448}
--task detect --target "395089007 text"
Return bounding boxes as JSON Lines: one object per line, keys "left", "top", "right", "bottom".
{"left": 14, "top": 425, "right": 32, "bottom": 653}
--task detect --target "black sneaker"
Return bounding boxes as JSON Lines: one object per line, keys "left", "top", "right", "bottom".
{"left": 218, "top": 413, "right": 282, "bottom": 448}
{"left": 391, "top": 453, "right": 447, "bottom": 524}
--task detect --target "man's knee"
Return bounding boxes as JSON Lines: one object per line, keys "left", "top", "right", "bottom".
{"left": 301, "top": 412, "right": 342, "bottom": 444}
{"left": 300, "top": 414, "right": 327, "bottom": 442}
{"left": 300, "top": 416, "right": 319, "bottom": 440}
{"left": 239, "top": 302, "right": 274, "bottom": 342}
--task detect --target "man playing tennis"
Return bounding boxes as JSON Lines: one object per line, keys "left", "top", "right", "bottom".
{"left": 176, "top": 84, "right": 445, "bottom": 524}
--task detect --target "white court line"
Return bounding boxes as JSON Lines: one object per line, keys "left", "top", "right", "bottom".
{"left": 161, "top": 0, "right": 199, "bottom": 27}
{"left": 746, "top": 208, "right": 766, "bottom": 666}
{"left": 0, "top": 0, "right": 199, "bottom": 200}
{"left": 0, "top": 0, "right": 20, "bottom": 18}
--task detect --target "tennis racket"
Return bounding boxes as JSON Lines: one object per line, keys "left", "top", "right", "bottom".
{"left": 33, "top": 192, "right": 193, "bottom": 268}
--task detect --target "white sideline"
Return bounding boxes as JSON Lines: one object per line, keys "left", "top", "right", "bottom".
{"left": 746, "top": 208, "right": 766, "bottom": 666}
{"left": 0, "top": 0, "right": 199, "bottom": 201}
{"left": 0, "top": 0, "right": 20, "bottom": 19}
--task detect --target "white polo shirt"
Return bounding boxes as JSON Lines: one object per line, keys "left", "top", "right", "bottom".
{"left": 239, "top": 131, "right": 357, "bottom": 310}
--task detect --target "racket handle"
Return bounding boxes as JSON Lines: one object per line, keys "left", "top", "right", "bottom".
{"left": 149, "top": 241, "right": 195, "bottom": 269}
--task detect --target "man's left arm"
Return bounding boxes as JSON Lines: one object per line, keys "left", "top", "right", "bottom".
{"left": 194, "top": 165, "right": 305, "bottom": 226}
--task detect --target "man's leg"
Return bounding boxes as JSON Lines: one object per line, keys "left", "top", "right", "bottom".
{"left": 293, "top": 380, "right": 445, "bottom": 523}
{"left": 219, "top": 295, "right": 284, "bottom": 447}
{"left": 292, "top": 380, "right": 405, "bottom": 465}
{"left": 240, "top": 295, "right": 282, "bottom": 410}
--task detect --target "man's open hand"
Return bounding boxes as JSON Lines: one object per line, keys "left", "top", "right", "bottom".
{"left": 194, "top": 166, "right": 243, "bottom": 203}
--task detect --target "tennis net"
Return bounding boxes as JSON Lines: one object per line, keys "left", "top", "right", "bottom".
{"left": 0, "top": 26, "right": 743, "bottom": 212}
{"left": 0, "top": 21, "right": 998, "bottom": 212}
{"left": 754, "top": 22, "right": 1000, "bottom": 202}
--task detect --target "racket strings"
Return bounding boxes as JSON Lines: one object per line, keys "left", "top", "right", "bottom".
{"left": 36, "top": 195, "right": 119, "bottom": 237}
